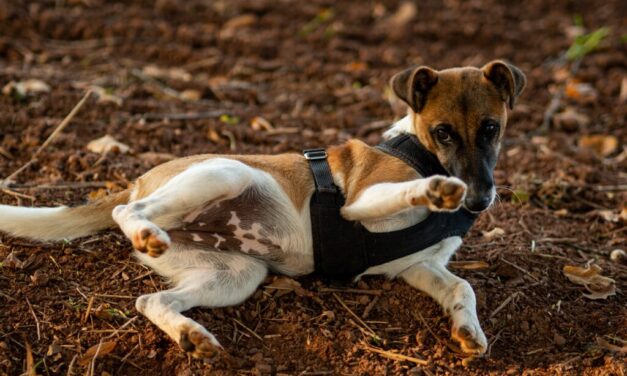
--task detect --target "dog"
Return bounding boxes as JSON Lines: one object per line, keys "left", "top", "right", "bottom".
{"left": 0, "top": 60, "right": 525, "bottom": 358}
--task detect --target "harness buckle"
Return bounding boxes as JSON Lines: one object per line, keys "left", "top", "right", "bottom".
{"left": 303, "top": 148, "right": 328, "bottom": 160}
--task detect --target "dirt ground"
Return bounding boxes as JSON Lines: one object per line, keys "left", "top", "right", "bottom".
{"left": 1, "top": 0, "right": 626, "bottom": 375}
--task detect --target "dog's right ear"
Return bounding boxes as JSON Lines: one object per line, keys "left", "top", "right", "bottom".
{"left": 390, "top": 66, "right": 439, "bottom": 113}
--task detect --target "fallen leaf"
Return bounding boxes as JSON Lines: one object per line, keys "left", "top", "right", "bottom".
{"left": 220, "top": 14, "right": 257, "bottom": 38}
{"left": 609, "top": 249, "right": 626, "bottom": 264}
{"left": 3, "top": 251, "right": 23, "bottom": 269}
{"left": 78, "top": 341, "right": 117, "bottom": 366}
{"left": 552, "top": 107, "right": 590, "bottom": 132}
{"left": 578, "top": 135, "right": 618, "bottom": 157}
{"left": 250, "top": 116, "right": 274, "bottom": 132}
{"left": 592, "top": 209, "right": 624, "bottom": 223}
{"left": 563, "top": 264, "right": 616, "bottom": 300}
{"left": 565, "top": 80, "right": 598, "bottom": 102}
{"left": 142, "top": 65, "right": 191, "bottom": 82}
{"left": 482, "top": 227, "right": 505, "bottom": 240}
{"left": 619, "top": 77, "right": 627, "bottom": 103}
{"left": 389, "top": 1, "right": 417, "bottom": 27}
{"left": 264, "top": 277, "right": 311, "bottom": 297}
{"left": 596, "top": 337, "right": 627, "bottom": 353}
{"left": 138, "top": 152, "right": 176, "bottom": 164}
{"left": 2, "top": 79, "right": 51, "bottom": 97}
{"left": 88, "top": 188, "right": 108, "bottom": 201}
{"left": 448, "top": 260, "right": 490, "bottom": 270}
{"left": 180, "top": 89, "right": 202, "bottom": 101}
{"left": 87, "top": 135, "right": 131, "bottom": 154}
{"left": 90, "top": 86, "right": 123, "bottom": 106}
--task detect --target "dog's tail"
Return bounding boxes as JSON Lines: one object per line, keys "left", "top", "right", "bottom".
{"left": 0, "top": 190, "right": 130, "bottom": 241}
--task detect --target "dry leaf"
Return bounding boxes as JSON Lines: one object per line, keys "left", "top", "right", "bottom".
{"left": 619, "top": 77, "right": 627, "bottom": 103}
{"left": 78, "top": 341, "right": 117, "bottom": 366}
{"left": 482, "top": 227, "right": 505, "bottom": 240}
{"left": 87, "top": 135, "right": 131, "bottom": 154}
{"left": 592, "top": 209, "right": 624, "bottom": 223}
{"left": 250, "top": 116, "right": 274, "bottom": 132}
{"left": 610, "top": 249, "right": 626, "bottom": 264}
{"left": 389, "top": 1, "right": 417, "bottom": 27}
{"left": 180, "top": 89, "right": 202, "bottom": 101}
{"left": 88, "top": 188, "right": 108, "bottom": 201}
{"left": 142, "top": 65, "right": 191, "bottom": 82}
{"left": 596, "top": 337, "right": 627, "bottom": 353}
{"left": 2, "top": 79, "right": 51, "bottom": 97}
{"left": 565, "top": 80, "right": 598, "bottom": 102}
{"left": 578, "top": 135, "right": 618, "bottom": 157}
{"left": 265, "top": 277, "right": 311, "bottom": 297}
{"left": 552, "top": 107, "right": 590, "bottom": 132}
{"left": 3, "top": 251, "right": 23, "bottom": 269}
{"left": 220, "top": 14, "right": 257, "bottom": 38}
{"left": 563, "top": 264, "right": 616, "bottom": 300}
{"left": 448, "top": 260, "right": 490, "bottom": 270}
{"left": 90, "top": 86, "right": 123, "bottom": 106}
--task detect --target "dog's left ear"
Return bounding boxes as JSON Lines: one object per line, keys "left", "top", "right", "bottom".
{"left": 390, "top": 65, "right": 439, "bottom": 113}
{"left": 482, "top": 60, "right": 526, "bottom": 109}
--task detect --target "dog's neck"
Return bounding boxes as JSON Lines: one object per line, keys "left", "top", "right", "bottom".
{"left": 383, "top": 113, "right": 416, "bottom": 140}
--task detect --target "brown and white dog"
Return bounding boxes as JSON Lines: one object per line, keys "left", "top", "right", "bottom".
{"left": 0, "top": 60, "right": 525, "bottom": 358}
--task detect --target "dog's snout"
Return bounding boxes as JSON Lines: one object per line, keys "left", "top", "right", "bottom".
{"left": 465, "top": 195, "right": 492, "bottom": 212}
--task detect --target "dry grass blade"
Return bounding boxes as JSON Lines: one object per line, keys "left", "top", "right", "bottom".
{"left": 25, "top": 297, "right": 41, "bottom": 341}
{"left": 360, "top": 342, "right": 428, "bottom": 365}
{"left": 333, "top": 293, "right": 379, "bottom": 340}
{"left": 1, "top": 90, "right": 92, "bottom": 188}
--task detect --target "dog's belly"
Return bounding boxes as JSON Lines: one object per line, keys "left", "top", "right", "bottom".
{"left": 168, "top": 186, "right": 314, "bottom": 275}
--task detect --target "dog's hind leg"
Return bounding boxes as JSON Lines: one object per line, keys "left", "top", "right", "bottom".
{"left": 135, "top": 248, "right": 267, "bottom": 358}
{"left": 400, "top": 260, "right": 488, "bottom": 354}
{"left": 113, "top": 158, "right": 254, "bottom": 257}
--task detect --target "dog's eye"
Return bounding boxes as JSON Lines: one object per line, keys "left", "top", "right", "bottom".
{"left": 435, "top": 128, "right": 452, "bottom": 143}
{"left": 482, "top": 120, "right": 500, "bottom": 138}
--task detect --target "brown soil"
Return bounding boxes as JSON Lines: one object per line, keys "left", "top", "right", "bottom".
{"left": 1, "top": 1, "right": 626, "bottom": 375}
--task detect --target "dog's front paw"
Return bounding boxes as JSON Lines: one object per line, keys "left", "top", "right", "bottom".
{"left": 132, "top": 225, "right": 170, "bottom": 257}
{"left": 452, "top": 322, "right": 488, "bottom": 355}
{"left": 424, "top": 176, "right": 466, "bottom": 212}
{"left": 179, "top": 323, "right": 222, "bottom": 359}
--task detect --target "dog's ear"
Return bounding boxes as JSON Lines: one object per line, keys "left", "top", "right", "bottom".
{"left": 482, "top": 60, "right": 526, "bottom": 109}
{"left": 390, "top": 66, "right": 439, "bottom": 113}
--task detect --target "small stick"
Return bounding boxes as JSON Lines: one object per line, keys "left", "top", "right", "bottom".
{"left": 10, "top": 181, "right": 114, "bottom": 190}
{"left": 83, "top": 296, "right": 95, "bottom": 325}
{"left": 1, "top": 188, "right": 35, "bottom": 201}
{"left": 333, "top": 293, "right": 379, "bottom": 339}
{"left": 319, "top": 287, "right": 383, "bottom": 296}
{"left": 232, "top": 318, "right": 264, "bottom": 342}
{"left": 415, "top": 311, "right": 462, "bottom": 354}
{"left": 362, "top": 295, "right": 380, "bottom": 319}
{"left": 104, "top": 316, "right": 139, "bottom": 340}
{"left": 25, "top": 298, "right": 41, "bottom": 341}
{"left": 116, "top": 343, "right": 139, "bottom": 374}
{"left": 1, "top": 90, "right": 92, "bottom": 188}
{"left": 489, "top": 292, "right": 521, "bottom": 319}
{"left": 66, "top": 354, "right": 77, "bottom": 376}
{"left": 94, "top": 293, "right": 135, "bottom": 299}
{"left": 500, "top": 258, "right": 540, "bottom": 282}
{"left": 360, "top": 342, "right": 428, "bottom": 365}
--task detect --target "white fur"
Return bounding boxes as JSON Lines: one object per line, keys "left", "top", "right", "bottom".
{"left": 0, "top": 205, "right": 98, "bottom": 240}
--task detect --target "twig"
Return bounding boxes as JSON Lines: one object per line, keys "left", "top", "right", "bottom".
{"left": 500, "top": 258, "right": 540, "bottom": 282}
{"left": 88, "top": 339, "right": 104, "bottom": 376}
{"left": 25, "top": 298, "right": 41, "bottom": 341}
{"left": 333, "top": 293, "right": 379, "bottom": 339}
{"left": 362, "top": 295, "right": 380, "bottom": 319}
{"left": 116, "top": 343, "right": 139, "bottom": 374}
{"left": 1, "top": 90, "right": 92, "bottom": 188}
{"left": 83, "top": 296, "right": 95, "bottom": 325}
{"left": 9, "top": 181, "right": 115, "bottom": 190}
{"left": 138, "top": 110, "right": 225, "bottom": 121}
{"left": 489, "top": 292, "right": 521, "bottom": 319}
{"left": 319, "top": 287, "right": 383, "bottom": 296}
{"left": 232, "top": 318, "right": 264, "bottom": 342}
{"left": 0, "top": 188, "right": 35, "bottom": 201}
{"left": 94, "top": 293, "right": 135, "bottom": 299}
{"left": 66, "top": 354, "right": 77, "bottom": 376}
{"left": 130, "top": 69, "right": 182, "bottom": 100}
{"left": 103, "top": 316, "right": 139, "bottom": 340}
{"left": 24, "top": 335, "right": 36, "bottom": 376}
{"left": 360, "top": 342, "right": 428, "bottom": 365}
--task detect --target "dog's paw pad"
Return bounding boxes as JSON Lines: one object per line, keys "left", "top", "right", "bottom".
{"left": 179, "top": 324, "right": 222, "bottom": 359}
{"left": 132, "top": 226, "right": 170, "bottom": 257}
{"left": 426, "top": 176, "right": 466, "bottom": 211}
{"left": 452, "top": 324, "right": 487, "bottom": 355}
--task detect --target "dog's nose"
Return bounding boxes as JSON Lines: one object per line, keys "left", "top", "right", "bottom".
{"left": 465, "top": 196, "right": 492, "bottom": 212}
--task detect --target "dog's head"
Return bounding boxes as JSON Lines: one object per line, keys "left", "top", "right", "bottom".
{"left": 391, "top": 60, "right": 526, "bottom": 212}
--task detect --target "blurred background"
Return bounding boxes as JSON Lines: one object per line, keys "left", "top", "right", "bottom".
{"left": 0, "top": 1, "right": 625, "bottom": 375}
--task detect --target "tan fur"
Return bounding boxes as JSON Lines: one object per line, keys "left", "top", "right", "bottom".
{"left": 327, "top": 139, "right": 419, "bottom": 206}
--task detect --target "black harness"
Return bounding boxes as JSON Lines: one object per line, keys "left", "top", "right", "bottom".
{"left": 304, "top": 133, "right": 477, "bottom": 279}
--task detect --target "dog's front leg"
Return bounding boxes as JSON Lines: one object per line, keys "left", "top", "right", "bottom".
{"left": 341, "top": 175, "right": 466, "bottom": 221}
{"left": 400, "top": 260, "right": 487, "bottom": 354}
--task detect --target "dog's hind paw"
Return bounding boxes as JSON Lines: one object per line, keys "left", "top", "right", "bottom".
{"left": 179, "top": 323, "right": 222, "bottom": 359}
{"left": 424, "top": 176, "right": 466, "bottom": 212}
{"left": 132, "top": 225, "right": 170, "bottom": 257}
